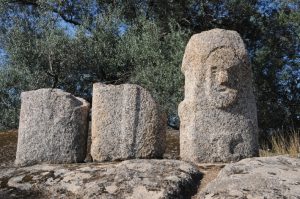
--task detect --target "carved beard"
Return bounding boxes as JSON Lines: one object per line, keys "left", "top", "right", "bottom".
{"left": 205, "top": 67, "right": 238, "bottom": 109}
{"left": 207, "top": 84, "right": 237, "bottom": 108}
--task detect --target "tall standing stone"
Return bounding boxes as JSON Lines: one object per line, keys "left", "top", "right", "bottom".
{"left": 15, "top": 88, "right": 90, "bottom": 166}
{"left": 91, "top": 83, "right": 166, "bottom": 162}
{"left": 179, "top": 29, "right": 258, "bottom": 163}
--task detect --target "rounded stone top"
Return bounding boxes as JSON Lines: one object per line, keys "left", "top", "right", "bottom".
{"left": 21, "top": 88, "right": 89, "bottom": 108}
{"left": 93, "top": 83, "right": 143, "bottom": 89}
{"left": 182, "top": 28, "right": 248, "bottom": 72}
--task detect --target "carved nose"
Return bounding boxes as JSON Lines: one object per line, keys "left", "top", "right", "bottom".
{"left": 218, "top": 71, "right": 228, "bottom": 84}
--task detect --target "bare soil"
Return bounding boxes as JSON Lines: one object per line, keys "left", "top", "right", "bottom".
{"left": 164, "top": 128, "right": 180, "bottom": 159}
{"left": 0, "top": 130, "right": 18, "bottom": 168}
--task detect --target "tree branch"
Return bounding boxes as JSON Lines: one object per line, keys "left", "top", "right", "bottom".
{"left": 51, "top": 7, "right": 81, "bottom": 26}
{"left": 10, "top": 0, "right": 38, "bottom": 6}
{"left": 9, "top": 0, "right": 82, "bottom": 26}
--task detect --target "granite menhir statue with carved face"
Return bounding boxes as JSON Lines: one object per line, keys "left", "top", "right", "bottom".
{"left": 179, "top": 29, "right": 258, "bottom": 163}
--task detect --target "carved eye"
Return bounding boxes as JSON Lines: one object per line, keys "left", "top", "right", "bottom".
{"left": 211, "top": 66, "right": 217, "bottom": 75}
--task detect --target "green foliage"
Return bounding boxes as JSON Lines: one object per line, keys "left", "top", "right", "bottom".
{"left": 0, "top": 67, "right": 38, "bottom": 130}
{"left": 120, "top": 18, "right": 189, "bottom": 114}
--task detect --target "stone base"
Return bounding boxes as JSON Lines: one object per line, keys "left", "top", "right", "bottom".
{"left": 0, "top": 159, "right": 201, "bottom": 199}
{"left": 199, "top": 156, "right": 300, "bottom": 199}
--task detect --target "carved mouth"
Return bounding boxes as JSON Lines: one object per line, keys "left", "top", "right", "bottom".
{"left": 217, "top": 86, "right": 228, "bottom": 92}
{"left": 220, "top": 81, "right": 231, "bottom": 87}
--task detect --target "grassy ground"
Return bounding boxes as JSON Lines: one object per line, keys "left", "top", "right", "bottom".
{"left": 259, "top": 129, "right": 300, "bottom": 158}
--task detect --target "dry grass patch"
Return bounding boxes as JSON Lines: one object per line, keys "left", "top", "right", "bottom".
{"left": 260, "top": 128, "right": 300, "bottom": 157}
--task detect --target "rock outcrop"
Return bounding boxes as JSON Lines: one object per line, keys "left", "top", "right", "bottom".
{"left": 199, "top": 156, "right": 300, "bottom": 199}
{"left": 179, "top": 28, "right": 258, "bottom": 163}
{"left": 0, "top": 159, "right": 201, "bottom": 199}
{"left": 15, "top": 89, "right": 90, "bottom": 166}
{"left": 91, "top": 83, "right": 166, "bottom": 162}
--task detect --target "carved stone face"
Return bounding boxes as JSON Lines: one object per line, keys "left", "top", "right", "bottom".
{"left": 205, "top": 48, "right": 240, "bottom": 108}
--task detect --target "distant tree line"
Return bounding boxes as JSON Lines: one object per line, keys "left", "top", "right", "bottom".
{"left": 0, "top": 0, "right": 299, "bottom": 138}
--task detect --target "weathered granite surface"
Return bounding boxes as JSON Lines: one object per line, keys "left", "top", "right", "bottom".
{"left": 15, "top": 88, "right": 90, "bottom": 166}
{"left": 179, "top": 28, "right": 258, "bottom": 163}
{"left": 91, "top": 83, "right": 166, "bottom": 162}
{"left": 0, "top": 159, "right": 201, "bottom": 199}
{"left": 199, "top": 156, "right": 300, "bottom": 199}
